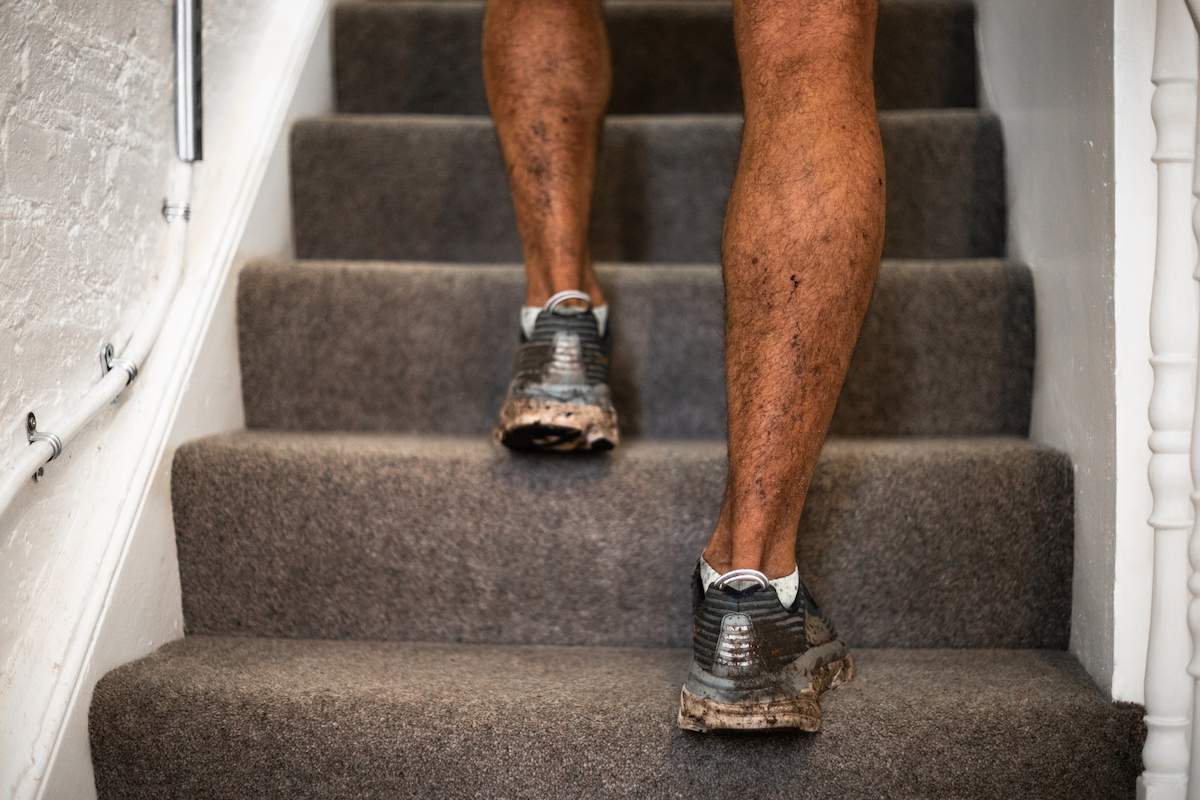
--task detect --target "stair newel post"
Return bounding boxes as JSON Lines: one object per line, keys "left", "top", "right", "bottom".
{"left": 1145, "top": 1, "right": 1200, "bottom": 797}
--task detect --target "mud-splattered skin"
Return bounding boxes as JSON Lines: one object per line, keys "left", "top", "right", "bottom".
{"left": 704, "top": 0, "right": 885, "bottom": 580}
{"left": 482, "top": 0, "right": 610, "bottom": 308}
{"left": 483, "top": 0, "right": 884, "bottom": 576}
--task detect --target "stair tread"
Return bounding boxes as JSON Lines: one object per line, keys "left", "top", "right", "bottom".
{"left": 90, "top": 636, "right": 1143, "bottom": 800}
{"left": 334, "top": 0, "right": 977, "bottom": 114}
{"left": 173, "top": 433, "right": 1072, "bottom": 649}
{"left": 94, "top": 1, "right": 1130, "bottom": 796}
{"left": 239, "top": 258, "right": 1033, "bottom": 438}
{"left": 290, "top": 110, "right": 1005, "bottom": 263}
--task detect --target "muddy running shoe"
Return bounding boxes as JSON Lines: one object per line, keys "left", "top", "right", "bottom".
{"left": 677, "top": 563, "right": 854, "bottom": 732}
{"left": 494, "top": 290, "right": 619, "bottom": 452}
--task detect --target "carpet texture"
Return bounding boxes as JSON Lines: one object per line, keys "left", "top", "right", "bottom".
{"left": 291, "top": 111, "right": 1005, "bottom": 263}
{"left": 238, "top": 259, "right": 1034, "bottom": 438}
{"left": 88, "top": 0, "right": 1142, "bottom": 794}
{"left": 334, "top": 0, "right": 977, "bottom": 115}
{"left": 90, "top": 638, "right": 1144, "bottom": 800}
{"left": 173, "top": 434, "right": 1072, "bottom": 650}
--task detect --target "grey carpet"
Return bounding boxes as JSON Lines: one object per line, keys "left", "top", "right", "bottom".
{"left": 172, "top": 434, "right": 1072, "bottom": 650}
{"left": 238, "top": 259, "right": 1033, "bottom": 438}
{"left": 291, "top": 111, "right": 1005, "bottom": 263}
{"left": 89, "top": 0, "right": 1141, "bottom": 794}
{"left": 90, "top": 638, "right": 1143, "bottom": 800}
{"left": 334, "top": 0, "right": 976, "bottom": 115}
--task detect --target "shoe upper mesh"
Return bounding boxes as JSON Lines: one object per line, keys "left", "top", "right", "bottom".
{"left": 513, "top": 310, "right": 611, "bottom": 387}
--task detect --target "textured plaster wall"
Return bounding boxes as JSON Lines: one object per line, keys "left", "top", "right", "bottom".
{"left": 0, "top": 1, "right": 326, "bottom": 796}
{"left": 0, "top": 1, "right": 173, "bottom": 452}
{"left": 0, "top": 0, "right": 175, "bottom": 714}
{"left": 34, "top": 8, "right": 334, "bottom": 794}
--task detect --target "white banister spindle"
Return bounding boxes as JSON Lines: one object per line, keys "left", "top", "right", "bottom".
{"left": 1186, "top": 2, "right": 1200, "bottom": 797}
{"left": 1144, "top": 0, "right": 1199, "bottom": 797}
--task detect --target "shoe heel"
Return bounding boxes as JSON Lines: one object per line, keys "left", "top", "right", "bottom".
{"left": 676, "top": 654, "right": 854, "bottom": 733}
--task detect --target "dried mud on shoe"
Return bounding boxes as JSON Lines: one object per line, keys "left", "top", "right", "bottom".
{"left": 494, "top": 398, "right": 619, "bottom": 452}
{"left": 677, "top": 654, "right": 854, "bottom": 733}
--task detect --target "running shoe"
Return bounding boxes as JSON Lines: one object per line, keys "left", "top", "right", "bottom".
{"left": 494, "top": 290, "right": 619, "bottom": 452}
{"left": 677, "top": 563, "right": 854, "bottom": 732}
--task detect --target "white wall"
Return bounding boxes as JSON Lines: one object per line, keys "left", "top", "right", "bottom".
{"left": 0, "top": 2, "right": 331, "bottom": 798}
{"left": 37, "top": 18, "right": 334, "bottom": 798}
{"left": 0, "top": 4, "right": 176, "bottom": 796}
{"left": 1109, "top": 0, "right": 1158, "bottom": 706}
{"left": 0, "top": 2, "right": 175, "bottom": 461}
{"left": 976, "top": 0, "right": 1157, "bottom": 701}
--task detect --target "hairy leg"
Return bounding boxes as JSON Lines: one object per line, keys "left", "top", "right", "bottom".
{"left": 482, "top": 0, "right": 610, "bottom": 308}
{"left": 703, "top": 0, "right": 885, "bottom": 579}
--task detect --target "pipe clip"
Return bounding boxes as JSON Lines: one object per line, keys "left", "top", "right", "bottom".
{"left": 26, "top": 413, "right": 62, "bottom": 470}
{"left": 101, "top": 343, "right": 138, "bottom": 386}
{"left": 162, "top": 202, "right": 191, "bottom": 222}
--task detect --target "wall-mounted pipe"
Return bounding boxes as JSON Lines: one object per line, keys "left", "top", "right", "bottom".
{"left": 0, "top": 0, "right": 200, "bottom": 518}
{"left": 0, "top": 162, "right": 194, "bottom": 516}
{"left": 176, "top": 0, "right": 202, "bottom": 161}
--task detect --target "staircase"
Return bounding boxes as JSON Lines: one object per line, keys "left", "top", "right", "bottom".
{"left": 87, "top": 1, "right": 1146, "bottom": 797}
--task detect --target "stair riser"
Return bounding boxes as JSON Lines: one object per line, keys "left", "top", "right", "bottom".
{"left": 173, "top": 436, "right": 1073, "bottom": 650}
{"left": 291, "top": 112, "right": 1006, "bottom": 263}
{"left": 334, "top": 0, "right": 977, "bottom": 115}
{"left": 238, "top": 261, "right": 1033, "bottom": 437}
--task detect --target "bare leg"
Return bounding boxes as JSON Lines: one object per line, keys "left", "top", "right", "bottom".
{"left": 482, "top": 0, "right": 610, "bottom": 308}
{"left": 702, "top": 0, "right": 885, "bottom": 579}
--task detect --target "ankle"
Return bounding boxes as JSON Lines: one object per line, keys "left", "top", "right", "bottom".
{"left": 698, "top": 554, "right": 800, "bottom": 607}
{"left": 524, "top": 261, "right": 605, "bottom": 308}
{"left": 701, "top": 545, "right": 795, "bottom": 581}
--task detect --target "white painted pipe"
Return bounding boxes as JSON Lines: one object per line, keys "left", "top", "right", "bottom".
{"left": 1142, "top": 0, "right": 1199, "bottom": 797}
{"left": 0, "top": 160, "right": 193, "bottom": 519}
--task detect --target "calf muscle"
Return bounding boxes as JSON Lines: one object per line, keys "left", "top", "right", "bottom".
{"left": 703, "top": 0, "right": 885, "bottom": 578}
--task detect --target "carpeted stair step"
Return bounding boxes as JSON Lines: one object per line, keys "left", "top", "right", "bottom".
{"left": 238, "top": 259, "right": 1033, "bottom": 438}
{"left": 291, "top": 111, "right": 1005, "bottom": 263}
{"left": 172, "top": 433, "right": 1072, "bottom": 650}
{"left": 89, "top": 638, "right": 1143, "bottom": 800}
{"left": 334, "top": 0, "right": 977, "bottom": 116}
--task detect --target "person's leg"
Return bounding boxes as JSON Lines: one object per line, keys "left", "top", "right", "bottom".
{"left": 482, "top": 0, "right": 610, "bottom": 308}
{"left": 678, "top": 0, "right": 883, "bottom": 733}
{"left": 484, "top": 0, "right": 619, "bottom": 452}
{"left": 703, "top": 0, "right": 885, "bottom": 579}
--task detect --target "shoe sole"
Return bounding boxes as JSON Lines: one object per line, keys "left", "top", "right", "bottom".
{"left": 676, "top": 653, "right": 855, "bottom": 733}
{"left": 494, "top": 399, "right": 619, "bottom": 452}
